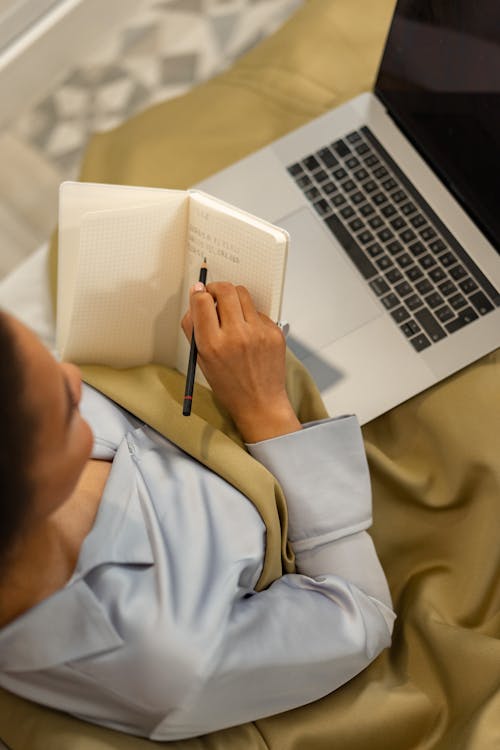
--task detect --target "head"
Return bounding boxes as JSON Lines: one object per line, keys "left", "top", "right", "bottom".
{"left": 0, "top": 311, "right": 93, "bottom": 571}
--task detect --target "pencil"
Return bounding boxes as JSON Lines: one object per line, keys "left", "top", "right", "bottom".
{"left": 182, "top": 259, "right": 208, "bottom": 416}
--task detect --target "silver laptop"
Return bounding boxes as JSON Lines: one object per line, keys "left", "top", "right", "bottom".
{"left": 197, "top": 0, "right": 500, "bottom": 423}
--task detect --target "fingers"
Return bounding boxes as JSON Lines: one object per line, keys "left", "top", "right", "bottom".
{"left": 181, "top": 283, "right": 218, "bottom": 343}
{"left": 180, "top": 281, "right": 267, "bottom": 343}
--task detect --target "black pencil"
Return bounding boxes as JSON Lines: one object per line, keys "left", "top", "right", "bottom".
{"left": 182, "top": 259, "right": 208, "bottom": 416}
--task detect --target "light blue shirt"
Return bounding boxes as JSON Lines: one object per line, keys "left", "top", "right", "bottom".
{"left": 0, "top": 385, "right": 395, "bottom": 740}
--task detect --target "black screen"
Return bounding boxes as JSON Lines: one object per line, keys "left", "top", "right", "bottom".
{"left": 376, "top": 0, "right": 500, "bottom": 252}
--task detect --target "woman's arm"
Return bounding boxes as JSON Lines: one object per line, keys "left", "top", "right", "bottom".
{"left": 149, "top": 284, "right": 396, "bottom": 741}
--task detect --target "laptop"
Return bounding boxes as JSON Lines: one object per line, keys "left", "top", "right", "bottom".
{"left": 196, "top": 0, "right": 500, "bottom": 424}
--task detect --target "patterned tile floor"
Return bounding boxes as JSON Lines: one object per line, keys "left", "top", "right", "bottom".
{"left": 15, "top": 0, "right": 303, "bottom": 179}
{"left": 0, "top": 0, "right": 302, "bottom": 278}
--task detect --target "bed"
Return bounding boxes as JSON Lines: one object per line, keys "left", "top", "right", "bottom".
{"left": 1, "top": 1, "right": 499, "bottom": 748}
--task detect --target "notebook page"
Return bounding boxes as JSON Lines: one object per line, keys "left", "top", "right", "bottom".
{"left": 61, "top": 198, "right": 188, "bottom": 368}
{"left": 57, "top": 181, "right": 187, "bottom": 354}
{"left": 174, "top": 191, "right": 288, "bottom": 375}
{"left": 186, "top": 191, "right": 288, "bottom": 319}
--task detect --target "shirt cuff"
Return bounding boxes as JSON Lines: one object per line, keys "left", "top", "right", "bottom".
{"left": 246, "top": 416, "right": 372, "bottom": 549}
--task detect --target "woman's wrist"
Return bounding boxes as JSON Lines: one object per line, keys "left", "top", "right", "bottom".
{"left": 233, "top": 397, "right": 302, "bottom": 444}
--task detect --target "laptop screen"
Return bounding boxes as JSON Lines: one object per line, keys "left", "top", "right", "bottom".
{"left": 375, "top": 0, "right": 500, "bottom": 253}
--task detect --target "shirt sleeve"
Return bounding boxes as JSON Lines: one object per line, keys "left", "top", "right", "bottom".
{"left": 151, "top": 416, "right": 395, "bottom": 741}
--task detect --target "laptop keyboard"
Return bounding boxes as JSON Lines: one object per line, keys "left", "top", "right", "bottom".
{"left": 287, "top": 126, "right": 500, "bottom": 352}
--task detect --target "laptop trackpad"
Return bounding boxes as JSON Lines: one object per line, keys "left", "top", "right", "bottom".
{"left": 279, "top": 208, "right": 382, "bottom": 351}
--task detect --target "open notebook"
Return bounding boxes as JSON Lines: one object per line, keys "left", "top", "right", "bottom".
{"left": 57, "top": 182, "right": 289, "bottom": 375}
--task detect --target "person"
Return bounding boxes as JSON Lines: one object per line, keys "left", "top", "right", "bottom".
{"left": 0, "top": 281, "right": 395, "bottom": 741}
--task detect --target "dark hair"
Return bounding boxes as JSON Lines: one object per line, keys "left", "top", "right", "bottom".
{"left": 0, "top": 311, "right": 37, "bottom": 572}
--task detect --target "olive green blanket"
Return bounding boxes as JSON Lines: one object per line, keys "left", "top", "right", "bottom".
{"left": 1, "top": 1, "right": 499, "bottom": 748}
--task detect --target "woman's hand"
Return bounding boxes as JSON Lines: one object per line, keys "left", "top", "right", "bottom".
{"left": 181, "top": 282, "right": 301, "bottom": 443}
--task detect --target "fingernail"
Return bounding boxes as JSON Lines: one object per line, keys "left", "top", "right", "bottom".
{"left": 192, "top": 282, "right": 205, "bottom": 293}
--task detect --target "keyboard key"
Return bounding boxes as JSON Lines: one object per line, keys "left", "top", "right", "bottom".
{"left": 387, "top": 240, "right": 404, "bottom": 255}
{"left": 370, "top": 277, "right": 390, "bottom": 296}
{"left": 346, "top": 131, "right": 362, "bottom": 143}
{"left": 401, "top": 319, "right": 421, "bottom": 337}
{"left": 358, "top": 231, "right": 374, "bottom": 245}
{"left": 360, "top": 203, "right": 375, "bottom": 217}
{"left": 435, "top": 305, "right": 454, "bottom": 323}
{"left": 391, "top": 306, "right": 410, "bottom": 324}
{"left": 317, "top": 148, "right": 339, "bottom": 168}
{"left": 356, "top": 142, "right": 370, "bottom": 155}
{"left": 363, "top": 180, "right": 378, "bottom": 193}
{"left": 440, "top": 252, "right": 456, "bottom": 267}
{"left": 406, "top": 294, "right": 423, "bottom": 311}
{"left": 296, "top": 175, "right": 312, "bottom": 188}
{"left": 420, "top": 226, "right": 437, "bottom": 241}
{"left": 392, "top": 190, "right": 407, "bottom": 203}
{"left": 396, "top": 253, "right": 413, "bottom": 269}
{"left": 324, "top": 214, "right": 377, "bottom": 279}
{"left": 373, "top": 192, "right": 388, "bottom": 206}
{"left": 425, "top": 292, "right": 444, "bottom": 309}
{"left": 414, "top": 308, "right": 447, "bottom": 342}
{"left": 401, "top": 202, "right": 417, "bottom": 216}
{"left": 429, "top": 266, "right": 447, "bottom": 283}
{"left": 331, "top": 193, "right": 346, "bottom": 207}
{"left": 419, "top": 254, "right": 437, "bottom": 269}
{"left": 303, "top": 155, "right": 320, "bottom": 171}
{"left": 332, "top": 139, "right": 351, "bottom": 157}
{"left": 406, "top": 265, "right": 424, "bottom": 282}
{"left": 305, "top": 187, "right": 320, "bottom": 201}
{"left": 469, "top": 291, "right": 494, "bottom": 315}
{"left": 449, "top": 293, "right": 467, "bottom": 310}
{"left": 377, "top": 255, "right": 394, "bottom": 271}
{"left": 429, "top": 239, "right": 447, "bottom": 254}
{"left": 438, "top": 280, "right": 457, "bottom": 296}
{"left": 313, "top": 169, "right": 329, "bottom": 183}
{"left": 342, "top": 180, "right": 356, "bottom": 193}
{"left": 340, "top": 205, "right": 355, "bottom": 219}
{"left": 351, "top": 191, "right": 365, "bottom": 205}
{"left": 323, "top": 181, "right": 338, "bottom": 195}
{"left": 459, "top": 278, "right": 478, "bottom": 295}
{"left": 349, "top": 218, "right": 364, "bottom": 232}
{"left": 373, "top": 166, "right": 389, "bottom": 179}
{"left": 368, "top": 216, "right": 384, "bottom": 230}
{"left": 381, "top": 293, "right": 399, "bottom": 310}
{"left": 333, "top": 167, "right": 347, "bottom": 181}
{"left": 382, "top": 177, "right": 398, "bottom": 191}
{"left": 386, "top": 268, "right": 404, "bottom": 284}
{"left": 391, "top": 216, "right": 407, "bottom": 231}
{"left": 354, "top": 168, "right": 369, "bottom": 181}
{"left": 410, "top": 213, "right": 426, "bottom": 228}
{"left": 367, "top": 242, "right": 383, "bottom": 258}
{"left": 313, "top": 199, "right": 330, "bottom": 217}
{"left": 381, "top": 205, "right": 397, "bottom": 218}
{"left": 445, "top": 307, "right": 479, "bottom": 334}
{"left": 409, "top": 241, "right": 426, "bottom": 257}
{"left": 400, "top": 229, "right": 417, "bottom": 244}
{"left": 415, "top": 279, "right": 433, "bottom": 295}
{"left": 288, "top": 163, "right": 303, "bottom": 176}
{"left": 364, "top": 155, "right": 379, "bottom": 167}
{"left": 410, "top": 333, "right": 431, "bottom": 351}
{"left": 345, "top": 156, "right": 360, "bottom": 169}
{"left": 378, "top": 228, "right": 394, "bottom": 243}
{"left": 395, "top": 281, "right": 412, "bottom": 297}
{"left": 449, "top": 264, "right": 467, "bottom": 280}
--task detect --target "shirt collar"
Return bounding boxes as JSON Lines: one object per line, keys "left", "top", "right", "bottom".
{"left": 0, "top": 432, "right": 154, "bottom": 672}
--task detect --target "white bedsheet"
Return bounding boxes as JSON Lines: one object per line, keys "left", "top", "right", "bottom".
{"left": 0, "top": 244, "right": 57, "bottom": 354}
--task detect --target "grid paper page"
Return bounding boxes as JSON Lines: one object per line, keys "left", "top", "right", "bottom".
{"left": 175, "top": 195, "right": 288, "bottom": 375}
{"left": 186, "top": 197, "right": 287, "bottom": 319}
{"left": 62, "top": 200, "right": 188, "bottom": 367}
